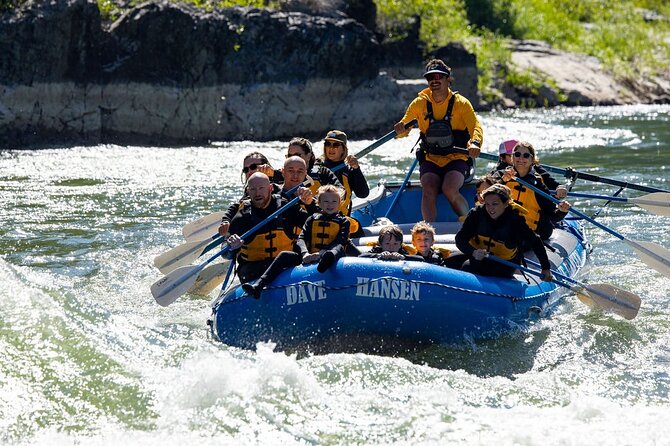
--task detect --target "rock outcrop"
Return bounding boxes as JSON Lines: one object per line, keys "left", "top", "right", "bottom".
{"left": 0, "top": 0, "right": 397, "bottom": 147}
{"left": 1, "top": 1, "right": 668, "bottom": 149}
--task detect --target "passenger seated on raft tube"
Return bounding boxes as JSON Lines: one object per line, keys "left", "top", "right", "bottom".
{"left": 360, "top": 225, "right": 424, "bottom": 262}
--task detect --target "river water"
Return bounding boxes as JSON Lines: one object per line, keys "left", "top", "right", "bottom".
{"left": 1, "top": 105, "right": 669, "bottom": 445}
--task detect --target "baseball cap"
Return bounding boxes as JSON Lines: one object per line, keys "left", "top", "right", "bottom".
{"left": 324, "top": 130, "right": 347, "bottom": 146}
{"left": 498, "top": 139, "right": 519, "bottom": 155}
{"left": 424, "top": 63, "right": 451, "bottom": 78}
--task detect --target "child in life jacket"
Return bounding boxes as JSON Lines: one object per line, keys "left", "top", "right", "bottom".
{"left": 360, "top": 225, "right": 422, "bottom": 261}
{"left": 241, "top": 185, "right": 350, "bottom": 298}
{"left": 410, "top": 221, "right": 451, "bottom": 265}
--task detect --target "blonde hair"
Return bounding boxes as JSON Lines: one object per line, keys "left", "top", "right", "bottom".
{"left": 317, "top": 184, "right": 345, "bottom": 202}
{"left": 411, "top": 221, "right": 435, "bottom": 238}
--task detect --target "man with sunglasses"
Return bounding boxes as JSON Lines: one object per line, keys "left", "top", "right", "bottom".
{"left": 394, "top": 58, "right": 483, "bottom": 222}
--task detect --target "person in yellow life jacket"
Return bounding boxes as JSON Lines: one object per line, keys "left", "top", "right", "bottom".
{"left": 496, "top": 141, "right": 571, "bottom": 240}
{"left": 454, "top": 184, "right": 552, "bottom": 280}
{"left": 492, "top": 139, "right": 569, "bottom": 198}
{"left": 410, "top": 221, "right": 451, "bottom": 265}
{"left": 317, "top": 130, "right": 368, "bottom": 237}
{"left": 394, "top": 59, "right": 483, "bottom": 221}
{"left": 218, "top": 151, "right": 280, "bottom": 237}
{"left": 272, "top": 137, "right": 344, "bottom": 196}
{"left": 241, "top": 184, "right": 351, "bottom": 298}
{"left": 226, "top": 173, "right": 311, "bottom": 284}
{"left": 279, "top": 156, "right": 319, "bottom": 214}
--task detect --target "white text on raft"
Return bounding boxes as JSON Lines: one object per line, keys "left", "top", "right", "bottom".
{"left": 284, "top": 277, "right": 421, "bottom": 306}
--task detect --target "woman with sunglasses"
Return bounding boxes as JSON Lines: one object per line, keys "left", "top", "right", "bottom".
{"left": 271, "top": 137, "right": 343, "bottom": 197}
{"left": 497, "top": 141, "right": 571, "bottom": 240}
{"left": 218, "top": 152, "right": 280, "bottom": 236}
{"left": 393, "top": 58, "right": 483, "bottom": 222}
{"left": 317, "top": 130, "right": 370, "bottom": 218}
{"left": 493, "top": 139, "right": 568, "bottom": 199}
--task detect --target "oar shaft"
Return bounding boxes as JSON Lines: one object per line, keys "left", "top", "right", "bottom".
{"left": 540, "top": 164, "right": 668, "bottom": 193}
{"left": 487, "top": 255, "right": 573, "bottom": 290}
{"left": 477, "top": 151, "right": 668, "bottom": 194}
{"left": 514, "top": 176, "right": 625, "bottom": 241}
{"left": 564, "top": 191, "right": 629, "bottom": 202}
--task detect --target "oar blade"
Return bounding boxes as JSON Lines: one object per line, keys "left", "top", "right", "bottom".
{"left": 154, "top": 238, "right": 212, "bottom": 274}
{"left": 182, "top": 211, "right": 226, "bottom": 242}
{"left": 187, "top": 261, "right": 228, "bottom": 296}
{"left": 151, "top": 265, "right": 201, "bottom": 307}
{"left": 632, "top": 192, "right": 670, "bottom": 217}
{"left": 577, "top": 283, "right": 641, "bottom": 320}
{"left": 625, "top": 239, "right": 670, "bottom": 279}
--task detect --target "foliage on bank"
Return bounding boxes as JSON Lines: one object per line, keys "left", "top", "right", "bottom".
{"left": 375, "top": 0, "right": 670, "bottom": 102}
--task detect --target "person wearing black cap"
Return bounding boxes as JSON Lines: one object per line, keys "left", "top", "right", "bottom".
{"left": 393, "top": 59, "right": 483, "bottom": 222}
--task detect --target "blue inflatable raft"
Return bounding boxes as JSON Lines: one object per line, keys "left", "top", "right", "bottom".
{"left": 209, "top": 181, "right": 589, "bottom": 352}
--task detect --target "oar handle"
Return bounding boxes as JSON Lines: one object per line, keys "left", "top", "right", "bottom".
{"left": 513, "top": 175, "right": 625, "bottom": 241}
{"left": 524, "top": 258, "right": 579, "bottom": 286}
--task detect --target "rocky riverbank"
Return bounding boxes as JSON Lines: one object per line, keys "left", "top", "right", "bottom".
{"left": 1, "top": 0, "right": 669, "bottom": 148}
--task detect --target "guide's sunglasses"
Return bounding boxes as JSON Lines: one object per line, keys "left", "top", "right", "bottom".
{"left": 513, "top": 152, "right": 532, "bottom": 159}
{"left": 324, "top": 141, "right": 343, "bottom": 148}
{"left": 242, "top": 163, "right": 259, "bottom": 174}
{"left": 425, "top": 73, "right": 446, "bottom": 81}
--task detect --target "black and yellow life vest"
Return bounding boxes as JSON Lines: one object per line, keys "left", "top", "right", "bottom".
{"left": 420, "top": 95, "right": 471, "bottom": 165}
{"left": 467, "top": 207, "right": 520, "bottom": 261}
{"left": 237, "top": 197, "right": 297, "bottom": 262}
{"left": 306, "top": 216, "right": 344, "bottom": 253}
{"left": 505, "top": 174, "right": 545, "bottom": 231}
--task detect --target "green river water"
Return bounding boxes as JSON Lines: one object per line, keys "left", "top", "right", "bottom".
{"left": 0, "top": 105, "right": 668, "bottom": 445}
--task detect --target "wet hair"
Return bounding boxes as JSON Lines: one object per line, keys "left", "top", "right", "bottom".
{"left": 411, "top": 221, "right": 435, "bottom": 238}
{"left": 378, "top": 225, "right": 404, "bottom": 244}
{"left": 317, "top": 184, "right": 345, "bottom": 202}
{"left": 288, "top": 137, "right": 316, "bottom": 168}
{"left": 482, "top": 184, "right": 511, "bottom": 204}
{"left": 475, "top": 174, "right": 498, "bottom": 190}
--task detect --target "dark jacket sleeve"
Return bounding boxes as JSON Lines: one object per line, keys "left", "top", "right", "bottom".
{"left": 347, "top": 166, "right": 370, "bottom": 198}
{"left": 455, "top": 208, "right": 479, "bottom": 257}
{"left": 222, "top": 199, "right": 243, "bottom": 223}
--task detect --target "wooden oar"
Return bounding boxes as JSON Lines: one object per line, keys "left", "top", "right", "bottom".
{"left": 514, "top": 175, "right": 670, "bottom": 279}
{"left": 524, "top": 259, "right": 641, "bottom": 320}
{"left": 561, "top": 191, "right": 670, "bottom": 217}
{"left": 178, "top": 119, "right": 419, "bottom": 243}
{"left": 476, "top": 151, "right": 669, "bottom": 194}
{"left": 152, "top": 192, "right": 308, "bottom": 307}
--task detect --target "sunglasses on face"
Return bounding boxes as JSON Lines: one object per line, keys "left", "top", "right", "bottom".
{"left": 242, "top": 163, "right": 260, "bottom": 174}
{"left": 324, "top": 141, "right": 342, "bottom": 148}
{"left": 286, "top": 152, "right": 305, "bottom": 158}
{"left": 513, "top": 152, "right": 532, "bottom": 159}
{"left": 426, "top": 73, "right": 445, "bottom": 81}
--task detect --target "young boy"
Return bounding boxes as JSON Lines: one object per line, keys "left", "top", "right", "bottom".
{"left": 360, "top": 225, "right": 418, "bottom": 260}
{"left": 241, "top": 184, "right": 350, "bottom": 298}
{"left": 410, "top": 221, "right": 451, "bottom": 265}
